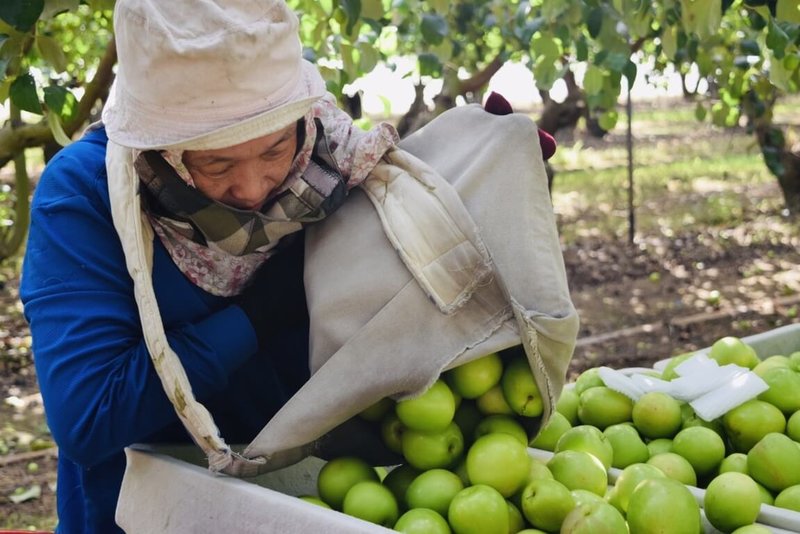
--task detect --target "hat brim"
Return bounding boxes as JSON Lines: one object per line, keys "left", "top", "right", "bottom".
{"left": 166, "top": 94, "right": 322, "bottom": 151}
{"left": 103, "top": 60, "right": 326, "bottom": 151}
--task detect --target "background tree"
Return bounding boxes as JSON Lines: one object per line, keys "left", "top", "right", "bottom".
{"left": 288, "top": 0, "right": 798, "bottom": 212}
{"left": 0, "top": 1, "right": 114, "bottom": 262}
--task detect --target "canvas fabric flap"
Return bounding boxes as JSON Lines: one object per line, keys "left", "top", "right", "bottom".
{"left": 241, "top": 105, "right": 579, "bottom": 473}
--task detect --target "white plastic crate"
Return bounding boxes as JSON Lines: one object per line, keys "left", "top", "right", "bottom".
{"left": 540, "top": 322, "right": 800, "bottom": 534}
{"left": 116, "top": 446, "right": 393, "bottom": 534}
{"left": 528, "top": 448, "right": 800, "bottom": 534}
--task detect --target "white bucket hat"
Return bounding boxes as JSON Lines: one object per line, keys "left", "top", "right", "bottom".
{"left": 102, "top": 0, "right": 326, "bottom": 151}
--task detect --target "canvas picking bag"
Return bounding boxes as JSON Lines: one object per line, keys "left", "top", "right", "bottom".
{"left": 108, "top": 104, "right": 579, "bottom": 477}
{"left": 240, "top": 104, "right": 580, "bottom": 472}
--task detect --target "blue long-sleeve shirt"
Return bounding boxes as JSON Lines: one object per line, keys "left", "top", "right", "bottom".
{"left": 20, "top": 127, "right": 309, "bottom": 533}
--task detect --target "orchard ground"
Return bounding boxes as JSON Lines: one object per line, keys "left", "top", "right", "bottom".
{"left": 1, "top": 95, "right": 799, "bottom": 530}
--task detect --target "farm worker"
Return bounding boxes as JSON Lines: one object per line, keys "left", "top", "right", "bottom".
{"left": 18, "top": 0, "right": 557, "bottom": 533}
{"left": 18, "top": 1, "right": 397, "bottom": 532}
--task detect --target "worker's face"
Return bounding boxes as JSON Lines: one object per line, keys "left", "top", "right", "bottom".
{"left": 183, "top": 123, "right": 298, "bottom": 211}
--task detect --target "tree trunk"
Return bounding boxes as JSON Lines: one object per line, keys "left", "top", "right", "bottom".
{"left": 395, "top": 83, "right": 430, "bottom": 138}
{"left": 0, "top": 105, "right": 31, "bottom": 262}
{"left": 536, "top": 70, "right": 586, "bottom": 137}
{"left": 342, "top": 91, "right": 363, "bottom": 120}
{"left": 751, "top": 124, "right": 800, "bottom": 215}
{"left": 759, "top": 126, "right": 800, "bottom": 215}
{"left": 395, "top": 55, "right": 505, "bottom": 138}
{"left": 744, "top": 91, "right": 800, "bottom": 216}
{"left": 778, "top": 151, "right": 800, "bottom": 215}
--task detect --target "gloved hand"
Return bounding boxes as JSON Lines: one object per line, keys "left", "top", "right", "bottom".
{"left": 233, "top": 233, "right": 308, "bottom": 352}
{"left": 483, "top": 91, "right": 556, "bottom": 161}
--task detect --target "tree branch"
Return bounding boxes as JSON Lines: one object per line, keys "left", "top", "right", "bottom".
{"left": 458, "top": 54, "right": 505, "bottom": 95}
{"left": 0, "top": 39, "right": 117, "bottom": 169}
{"left": 65, "top": 38, "right": 117, "bottom": 135}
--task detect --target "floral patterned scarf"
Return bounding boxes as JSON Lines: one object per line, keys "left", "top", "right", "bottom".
{"left": 135, "top": 94, "right": 398, "bottom": 296}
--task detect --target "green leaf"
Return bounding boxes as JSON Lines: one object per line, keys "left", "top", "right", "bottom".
{"left": 516, "top": 17, "right": 544, "bottom": 44}
{"left": 0, "top": 79, "right": 10, "bottom": 102}
{"left": 378, "top": 94, "right": 391, "bottom": 117}
{"left": 628, "top": 10, "right": 653, "bottom": 38}
{"left": 41, "top": 0, "right": 80, "bottom": 19}
{"left": 776, "top": 0, "right": 800, "bottom": 23}
{"left": 694, "top": 101, "right": 707, "bottom": 121}
{"left": 686, "top": 36, "right": 699, "bottom": 61}
{"left": 357, "top": 41, "right": 379, "bottom": 73}
{"left": 766, "top": 17, "right": 790, "bottom": 59}
{"left": 583, "top": 64, "right": 605, "bottom": 95}
{"left": 341, "top": 0, "right": 361, "bottom": 35}
{"left": 418, "top": 52, "right": 442, "bottom": 77}
{"left": 710, "top": 101, "right": 729, "bottom": 126}
{"left": 0, "top": 58, "right": 8, "bottom": 84}
{"left": 587, "top": 7, "right": 604, "bottom": 39}
{"left": 43, "top": 83, "right": 69, "bottom": 115}
{"left": 86, "top": 0, "right": 114, "bottom": 11}
{"left": 420, "top": 13, "right": 448, "bottom": 45}
{"left": 554, "top": 24, "right": 571, "bottom": 48}
{"left": 0, "top": 0, "right": 45, "bottom": 32}
{"left": 360, "top": 0, "right": 383, "bottom": 19}
{"left": 317, "top": 0, "right": 334, "bottom": 16}
{"left": 531, "top": 34, "right": 560, "bottom": 61}
{"left": 339, "top": 42, "right": 357, "bottom": 81}
{"left": 567, "top": 2, "right": 584, "bottom": 25}
{"left": 35, "top": 34, "right": 67, "bottom": 72}
{"left": 576, "top": 36, "right": 589, "bottom": 62}
{"left": 9, "top": 72, "right": 42, "bottom": 114}
{"left": 533, "top": 59, "right": 561, "bottom": 91}
{"left": 46, "top": 110, "right": 71, "bottom": 146}
{"left": 541, "top": 0, "right": 569, "bottom": 20}
{"left": 661, "top": 26, "right": 678, "bottom": 60}
{"left": 596, "top": 12, "right": 632, "bottom": 53}
{"left": 623, "top": 60, "right": 637, "bottom": 87}
{"left": 739, "top": 39, "right": 760, "bottom": 56}
{"left": 598, "top": 110, "right": 619, "bottom": 131}
{"left": 428, "top": 0, "right": 449, "bottom": 14}
{"left": 431, "top": 36, "right": 453, "bottom": 62}
{"left": 0, "top": 19, "right": 15, "bottom": 34}
{"left": 604, "top": 52, "right": 630, "bottom": 72}
{"left": 680, "top": 0, "right": 721, "bottom": 40}
{"left": 770, "top": 52, "right": 799, "bottom": 92}
{"left": 785, "top": 53, "right": 800, "bottom": 72}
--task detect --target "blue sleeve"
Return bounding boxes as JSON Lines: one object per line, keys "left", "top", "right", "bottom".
{"left": 20, "top": 135, "right": 258, "bottom": 468}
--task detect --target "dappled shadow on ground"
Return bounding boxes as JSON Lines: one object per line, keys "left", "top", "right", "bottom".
{"left": 0, "top": 273, "right": 58, "bottom": 530}
{"left": 563, "top": 218, "right": 800, "bottom": 377}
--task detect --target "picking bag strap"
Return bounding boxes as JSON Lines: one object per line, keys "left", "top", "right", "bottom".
{"left": 361, "top": 149, "right": 494, "bottom": 315}
{"left": 107, "top": 141, "right": 266, "bottom": 476}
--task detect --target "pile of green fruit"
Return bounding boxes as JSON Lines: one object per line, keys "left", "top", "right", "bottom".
{"left": 295, "top": 336, "right": 800, "bottom": 534}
